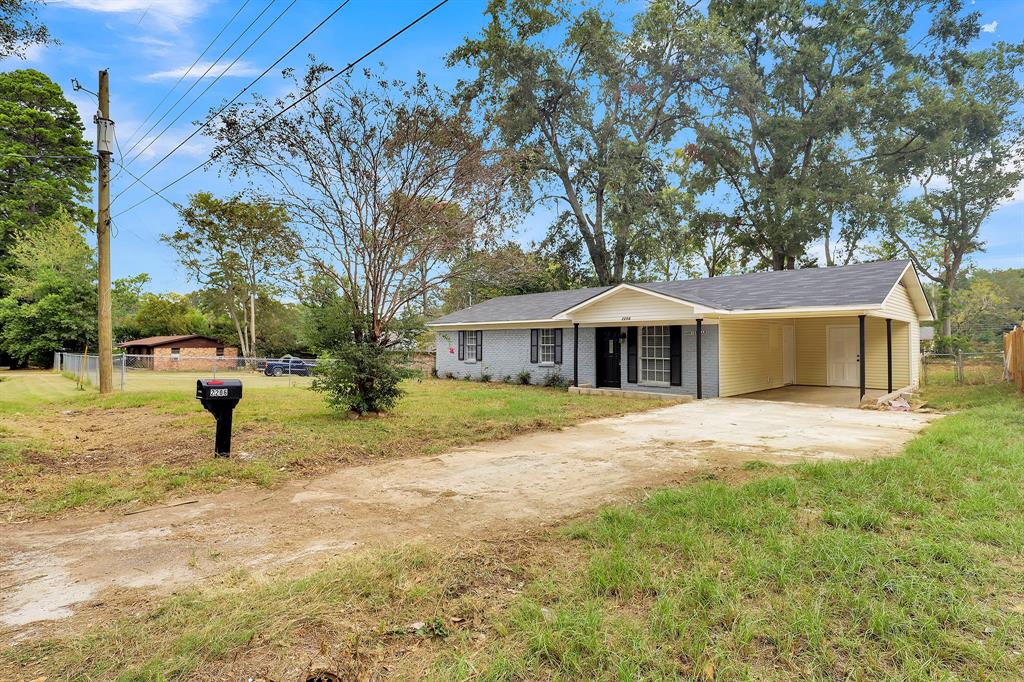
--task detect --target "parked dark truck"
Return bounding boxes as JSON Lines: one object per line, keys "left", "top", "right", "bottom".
{"left": 263, "top": 357, "right": 317, "bottom": 376}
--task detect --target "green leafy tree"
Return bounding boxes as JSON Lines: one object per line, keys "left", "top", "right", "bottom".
{"left": 298, "top": 274, "right": 355, "bottom": 355}
{"left": 888, "top": 43, "right": 1024, "bottom": 343}
{"left": 691, "top": 0, "right": 974, "bottom": 270}
{"left": 0, "top": 210, "right": 96, "bottom": 365}
{"left": 1, "top": 1, "right": 52, "bottom": 60}
{"left": 164, "top": 193, "right": 297, "bottom": 358}
{"left": 312, "top": 335, "right": 413, "bottom": 415}
{"left": 442, "top": 242, "right": 558, "bottom": 313}
{"left": 112, "top": 273, "right": 150, "bottom": 342}
{"left": 0, "top": 70, "right": 93, "bottom": 287}
{"left": 950, "top": 276, "right": 1020, "bottom": 349}
{"left": 131, "top": 293, "right": 208, "bottom": 338}
{"left": 450, "top": 0, "right": 727, "bottom": 285}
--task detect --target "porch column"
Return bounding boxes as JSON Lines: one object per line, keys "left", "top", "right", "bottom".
{"left": 858, "top": 314, "right": 866, "bottom": 400}
{"left": 886, "top": 318, "right": 893, "bottom": 393}
{"left": 695, "top": 318, "right": 703, "bottom": 399}
{"left": 573, "top": 323, "right": 579, "bottom": 387}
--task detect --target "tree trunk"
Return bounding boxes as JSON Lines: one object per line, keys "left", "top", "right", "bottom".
{"left": 249, "top": 292, "right": 257, "bottom": 356}
{"left": 772, "top": 251, "right": 786, "bottom": 270}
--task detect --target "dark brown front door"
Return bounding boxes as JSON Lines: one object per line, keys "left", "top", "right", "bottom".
{"left": 596, "top": 327, "right": 621, "bottom": 388}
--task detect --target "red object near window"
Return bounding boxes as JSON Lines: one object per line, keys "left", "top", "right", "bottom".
{"left": 449, "top": 346, "right": 455, "bottom": 354}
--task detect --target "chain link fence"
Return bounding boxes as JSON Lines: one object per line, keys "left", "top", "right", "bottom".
{"left": 921, "top": 351, "right": 1007, "bottom": 387}
{"left": 54, "top": 351, "right": 435, "bottom": 393}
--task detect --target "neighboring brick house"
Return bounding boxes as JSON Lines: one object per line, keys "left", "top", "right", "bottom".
{"left": 117, "top": 335, "right": 239, "bottom": 371}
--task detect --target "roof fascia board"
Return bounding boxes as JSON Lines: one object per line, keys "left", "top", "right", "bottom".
{"left": 883, "top": 262, "right": 935, "bottom": 322}
{"left": 427, "top": 319, "right": 570, "bottom": 329}
{"left": 718, "top": 304, "right": 882, "bottom": 319}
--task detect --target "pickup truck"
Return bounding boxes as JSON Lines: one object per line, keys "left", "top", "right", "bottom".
{"left": 263, "top": 357, "right": 317, "bottom": 377}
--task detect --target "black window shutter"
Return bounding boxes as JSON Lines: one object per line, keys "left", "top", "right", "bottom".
{"left": 670, "top": 325, "right": 682, "bottom": 386}
{"left": 554, "top": 328, "right": 563, "bottom": 364}
{"left": 458, "top": 331, "right": 465, "bottom": 361}
{"left": 530, "top": 329, "right": 539, "bottom": 363}
{"left": 627, "top": 327, "right": 638, "bottom": 384}
{"left": 476, "top": 331, "right": 483, "bottom": 361}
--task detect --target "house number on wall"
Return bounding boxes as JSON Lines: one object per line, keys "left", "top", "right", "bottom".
{"left": 620, "top": 316, "right": 631, "bottom": 321}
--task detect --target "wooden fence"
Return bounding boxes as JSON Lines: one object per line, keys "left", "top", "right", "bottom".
{"left": 1006, "top": 326, "right": 1024, "bottom": 392}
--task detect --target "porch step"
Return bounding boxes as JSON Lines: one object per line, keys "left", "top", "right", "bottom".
{"left": 569, "top": 386, "right": 694, "bottom": 402}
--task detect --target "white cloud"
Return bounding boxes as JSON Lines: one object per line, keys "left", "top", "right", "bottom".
{"left": 49, "top": 0, "right": 204, "bottom": 31}
{"left": 141, "top": 60, "right": 261, "bottom": 82}
{"left": 981, "top": 20, "right": 998, "bottom": 33}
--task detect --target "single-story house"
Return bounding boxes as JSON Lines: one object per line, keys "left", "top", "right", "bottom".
{"left": 117, "top": 335, "right": 239, "bottom": 371}
{"left": 429, "top": 259, "right": 933, "bottom": 400}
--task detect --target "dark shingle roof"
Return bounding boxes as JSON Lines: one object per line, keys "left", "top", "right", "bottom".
{"left": 429, "top": 260, "right": 912, "bottom": 325}
{"left": 431, "top": 286, "right": 611, "bottom": 324}
{"left": 636, "top": 259, "right": 911, "bottom": 310}
{"left": 117, "top": 334, "right": 220, "bottom": 348}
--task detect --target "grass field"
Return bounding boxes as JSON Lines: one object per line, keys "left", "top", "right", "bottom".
{"left": 0, "top": 371, "right": 655, "bottom": 519}
{"left": 4, "top": 382, "right": 1022, "bottom": 680}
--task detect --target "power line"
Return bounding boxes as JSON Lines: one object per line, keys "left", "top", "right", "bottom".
{"left": 120, "top": 0, "right": 253, "bottom": 153}
{"left": 112, "top": 0, "right": 451, "bottom": 219}
{"left": 112, "top": 0, "right": 349, "bottom": 204}
{"left": 118, "top": 0, "right": 277, "bottom": 164}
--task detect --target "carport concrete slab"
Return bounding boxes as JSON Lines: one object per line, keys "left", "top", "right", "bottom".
{"left": 739, "top": 385, "right": 887, "bottom": 408}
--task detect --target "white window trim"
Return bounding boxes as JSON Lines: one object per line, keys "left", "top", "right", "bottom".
{"left": 639, "top": 325, "right": 671, "bottom": 387}
{"left": 539, "top": 329, "right": 556, "bottom": 364}
{"left": 464, "top": 331, "right": 478, "bottom": 363}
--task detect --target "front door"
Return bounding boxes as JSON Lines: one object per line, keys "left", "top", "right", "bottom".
{"left": 827, "top": 325, "right": 860, "bottom": 387}
{"left": 596, "top": 327, "right": 621, "bottom": 388}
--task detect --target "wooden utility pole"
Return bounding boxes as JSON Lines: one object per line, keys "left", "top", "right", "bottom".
{"left": 96, "top": 70, "right": 113, "bottom": 394}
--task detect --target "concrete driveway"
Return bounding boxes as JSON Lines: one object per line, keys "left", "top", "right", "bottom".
{"left": 0, "top": 398, "right": 937, "bottom": 632}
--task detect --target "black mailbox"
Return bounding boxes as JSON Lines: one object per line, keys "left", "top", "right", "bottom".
{"left": 195, "top": 379, "right": 243, "bottom": 457}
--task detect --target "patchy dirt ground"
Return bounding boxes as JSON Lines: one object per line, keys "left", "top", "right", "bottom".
{"left": 0, "top": 398, "right": 938, "bottom": 638}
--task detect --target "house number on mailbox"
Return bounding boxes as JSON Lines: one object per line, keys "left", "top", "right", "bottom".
{"left": 209, "top": 388, "right": 229, "bottom": 397}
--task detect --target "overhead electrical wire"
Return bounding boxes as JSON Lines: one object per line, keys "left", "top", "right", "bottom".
{"left": 112, "top": 0, "right": 451, "bottom": 220}
{"left": 119, "top": 0, "right": 253, "bottom": 153}
{"left": 111, "top": 0, "right": 350, "bottom": 204}
{"left": 118, "top": 0, "right": 278, "bottom": 164}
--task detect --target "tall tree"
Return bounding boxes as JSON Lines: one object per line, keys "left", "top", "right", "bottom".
{"left": 450, "top": 0, "right": 727, "bottom": 285}
{"left": 691, "top": 0, "right": 973, "bottom": 270}
{"left": 0, "top": 0, "right": 52, "bottom": 60}
{"left": 163, "top": 193, "right": 297, "bottom": 358}
{"left": 0, "top": 69, "right": 93, "bottom": 287}
{"left": 442, "top": 242, "right": 557, "bottom": 313}
{"left": 0, "top": 209, "right": 96, "bottom": 365}
{"left": 888, "top": 43, "right": 1024, "bottom": 342}
{"left": 210, "top": 66, "right": 513, "bottom": 345}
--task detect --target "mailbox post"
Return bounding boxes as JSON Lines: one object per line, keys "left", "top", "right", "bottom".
{"left": 195, "top": 379, "right": 243, "bottom": 457}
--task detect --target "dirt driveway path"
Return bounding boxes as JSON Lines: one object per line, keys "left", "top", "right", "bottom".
{"left": 0, "top": 398, "right": 937, "bottom": 632}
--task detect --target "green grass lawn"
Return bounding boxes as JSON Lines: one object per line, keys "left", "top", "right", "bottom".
{"left": 0, "top": 371, "right": 655, "bottom": 519}
{"left": 5, "top": 383, "right": 1023, "bottom": 680}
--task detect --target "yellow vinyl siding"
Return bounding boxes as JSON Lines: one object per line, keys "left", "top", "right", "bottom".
{"left": 570, "top": 288, "right": 695, "bottom": 325}
{"left": 882, "top": 281, "right": 918, "bottom": 322}
{"left": 794, "top": 316, "right": 910, "bottom": 389}
{"left": 718, "top": 319, "right": 787, "bottom": 396}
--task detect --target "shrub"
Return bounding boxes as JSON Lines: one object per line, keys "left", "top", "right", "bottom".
{"left": 517, "top": 370, "right": 532, "bottom": 385}
{"left": 444, "top": 371, "right": 455, "bottom": 380}
{"left": 543, "top": 371, "right": 571, "bottom": 389}
{"left": 502, "top": 374, "right": 513, "bottom": 383}
{"left": 311, "top": 341, "right": 412, "bottom": 415}
{"left": 479, "top": 372, "right": 492, "bottom": 382}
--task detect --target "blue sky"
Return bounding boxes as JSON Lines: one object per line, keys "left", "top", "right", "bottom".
{"left": 7, "top": 0, "right": 1023, "bottom": 292}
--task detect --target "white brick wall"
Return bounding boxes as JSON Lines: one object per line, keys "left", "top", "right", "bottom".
{"left": 435, "top": 328, "right": 595, "bottom": 385}
{"left": 435, "top": 324, "right": 719, "bottom": 397}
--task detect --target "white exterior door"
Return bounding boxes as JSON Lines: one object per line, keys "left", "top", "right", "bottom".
{"left": 782, "top": 325, "right": 795, "bottom": 385}
{"left": 827, "top": 326, "right": 860, "bottom": 387}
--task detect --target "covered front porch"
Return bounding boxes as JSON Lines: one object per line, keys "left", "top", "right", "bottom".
{"left": 740, "top": 385, "right": 889, "bottom": 408}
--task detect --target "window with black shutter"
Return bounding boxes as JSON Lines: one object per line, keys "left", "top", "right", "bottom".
{"left": 458, "top": 331, "right": 465, "bottom": 360}
{"left": 669, "top": 325, "right": 682, "bottom": 386}
{"left": 476, "top": 331, "right": 483, "bottom": 361}
{"left": 530, "top": 329, "right": 539, "bottom": 363}
{"left": 554, "top": 328, "right": 563, "bottom": 364}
